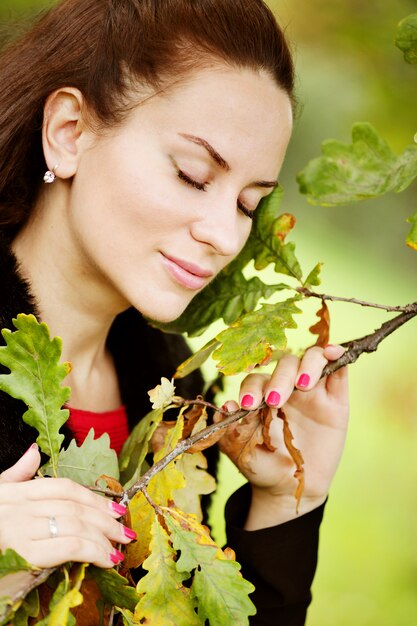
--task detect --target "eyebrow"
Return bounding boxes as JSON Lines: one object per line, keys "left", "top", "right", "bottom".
{"left": 178, "top": 133, "right": 278, "bottom": 189}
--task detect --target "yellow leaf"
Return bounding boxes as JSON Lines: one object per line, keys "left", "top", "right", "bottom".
{"left": 147, "top": 377, "right": 176, "bottom": 410}
{"left": 125, "top": 416, "right": 186, "bottom": 569}
{"left": 47, "top": 564, "right": 87, "bottom": 626}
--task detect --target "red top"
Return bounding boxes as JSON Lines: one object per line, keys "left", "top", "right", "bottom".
{"left": 66, "top": 405, "right": 129, "bottom": 455}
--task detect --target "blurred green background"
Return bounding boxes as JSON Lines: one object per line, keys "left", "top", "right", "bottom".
{"left": 1, "top": 1, "right": 416, "bottom": 624}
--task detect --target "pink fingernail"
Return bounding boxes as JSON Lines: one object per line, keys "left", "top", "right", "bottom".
{"left": 110, "top": 549, "right": 124, "bottom": 564}
{"left": 297, "top": 374, "right": 310, "bottom": 388}
{"left": 110, "top": 502, "right": 127, "bottom": 516}
{"left": 123, "top": 526, "right": 137, "bottom": 540}
{"left": 266, "top": 391, "right": 281, "bottom": 407}
{"left": 241, "top": 394, "right": 254, "bottom": 409}
{"left": 24, "top": 443, "right": 39, "bottom": 455}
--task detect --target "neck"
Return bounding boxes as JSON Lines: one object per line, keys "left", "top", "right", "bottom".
{"left": 12, "top": 187, "right": 128, "bottom": 410}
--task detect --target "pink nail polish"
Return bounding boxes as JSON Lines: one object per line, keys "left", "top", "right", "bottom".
{"left": 110, "top": 552, "right": 119, "bottom": 564}
{"left": 110, "top": 549, "right": 124, "bottom": 564}
{"left": 266, "top": 391, "right": 281, "bottom": 407}
{"left": 297, "top": 374, "right": 310, "bottom": 388}
{"left": 110, "top": 502, "right": 127, "bottom": 516}
{"left": 123, "top": 526, "right": 137, "bottom": 540}
{"left": 24, "top": 443, "right": 39, "bottom": 455}
{"left": 241, "top": 394, "right": 254, "bottom": 409}
{"left": 114, "top": 549, "right": 124, "bottom": 562}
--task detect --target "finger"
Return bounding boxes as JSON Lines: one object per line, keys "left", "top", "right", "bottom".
{"left": 325, "top": 363, "right": 349, "bottom": 400}
{"left": 238, "top": 373, "right": 269, "bottom": 409}
{"left": 27, "top": 501, "right": 136, "bottom": 545}
{"left": 4, "top": 477, "right": 127, "bottom": 519}
{"left": 264, "top": 354, "right": 300, "bottom": 408}
{"left": 18, "top": 535, "right": 119, "bottom": 569}
{"left": 213, "top": 400, "right": 239, "bottom": 423}
{"left": 0, "top": 444, "right": 41, "bottom": 483}
{"left": 294, "top": 346, "right": 328, "bottom": 391}
{"left": 323, "top": 344, "right": 345, "bottom": 361}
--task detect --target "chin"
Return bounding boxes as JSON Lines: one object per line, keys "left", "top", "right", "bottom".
{"left": 132, "top": 294, "right": 192, "bottom": 326}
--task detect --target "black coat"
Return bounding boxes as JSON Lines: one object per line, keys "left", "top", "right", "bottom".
{"left": 0, "top": 232, "right": 324, "bottom": 625}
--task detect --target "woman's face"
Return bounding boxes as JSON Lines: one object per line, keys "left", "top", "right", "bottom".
{"left": 68, "top": 66, "right": 293, "bottom": 322}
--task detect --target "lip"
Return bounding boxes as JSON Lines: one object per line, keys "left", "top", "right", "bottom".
{"left": 161, "top": 253, "right": 213, "bottom": 290}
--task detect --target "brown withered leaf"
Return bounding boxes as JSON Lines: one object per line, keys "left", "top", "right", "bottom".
{"left": 309, "top": 301, "right": 330, "bottom": 347}
{"left": 150, "top": 420, "right": 177, "bottom": 454}
{"left": 95, "top": 476, "right": 132, "bottom": 533}
{"left": 260, "top": 406, "right": 277, "bottom": 452}
{"left": 277, "top": 408, "right": 305, "bottom": 512}
{"left": 218, "top": 411, "right": 264, "bottom": 474}
{"left": 182, "top": 403, "right": 206, "bottom": 439}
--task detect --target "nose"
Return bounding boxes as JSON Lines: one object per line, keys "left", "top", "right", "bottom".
{"left": 190, "top": 197, "right": 248, "bottom": 258}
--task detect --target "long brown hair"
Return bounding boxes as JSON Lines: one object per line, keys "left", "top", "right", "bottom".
{"left": 0, "top": 0, "right": 295, "bottom": 236}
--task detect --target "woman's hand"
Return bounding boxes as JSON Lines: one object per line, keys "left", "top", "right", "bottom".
{"left": 0, "top": 445, "right": 136, "bottom": 568}
{"left": 217, "top": 345, "right": 349, "bottom": 529}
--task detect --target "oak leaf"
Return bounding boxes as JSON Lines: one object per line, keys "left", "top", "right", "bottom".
{"left": 41, "top": 429, "right": 119, "bottom": 485}
{"left": 0, "top": 314, "right": 70, "bottom": 476}
{"left": 278, "top": 409, "right": 305, "bottom": 512}
{"left": 125, "top": 416, "right": 185, "bottom": 569}
{"left": 135, "top": 518, "right": 201, "bottom": 625}
{"left": 119, "top": 408, "right": 163, "bottom": 489}
{"left": 309, "top": 302, "right": 330, "bottom": 348}
{"left": 164, "top": 509, "right": 256, "bottom": 626}
{"left": 395, "top": 13, "right": 417, "bottom": 64}
{"left": 297, "top": 122, "right": 417, "bottom": 206}
{"left": 213, "top": 298, "right": 301, "bottom": 375}
{"left": 147, "top": 377, "right": 176, "bottom": 410}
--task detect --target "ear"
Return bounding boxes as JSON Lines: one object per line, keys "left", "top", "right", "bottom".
{"left": 42, "top": 88, "right": 88, "bottom": 179}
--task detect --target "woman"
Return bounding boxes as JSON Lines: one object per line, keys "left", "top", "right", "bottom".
{"left": 0, "top": 0, "right": 349, "bottom": 623}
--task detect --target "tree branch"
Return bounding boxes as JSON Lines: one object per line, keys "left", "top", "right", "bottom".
{"left": 298, "top": 288, "right": 416, "bottom": 313}
{"left": 124, "top": 302, "right": 417, "bottom": 503}
{"left": 322, "top": 303, "right": 417, "bottom": 375}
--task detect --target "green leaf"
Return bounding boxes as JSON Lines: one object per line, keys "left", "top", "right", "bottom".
{"left": 213, "top": 298, "right": 302, "bottom": 375}
{"left": 396, "top": 13, "right": 417, "bottom": 64}
{"left": 119, "top": 408, "right": 163, "bottom": 488}
{"left": 304, "top": 263, "right": 323, "bottom": 288}
{"left": 165, "top": 510, "right": 256, "bottom": 626}
{"left": 0, "top": 550, "right": 35, "bottom": 579}
{"left": 13, "top": 589, "right": 40, "bottom": 626}
{"left": 406, "top": 213, "right": 417, "bottom": 251}
{"left": 135, "top": 518, "right": 201, "bottom": 625}
{"left": 297, "top": 123, "right": 417, "bottom": 205}
{"left": 41, "top": 429, "right": 119, "bottom": 485}
{"left": 0, "top": 314, "right": 71, "bottom": 474}
{"left": 89, "top": 567, "right": 139, "bottom": 612}
{"left": 174, "top": 338, "right": 221, "bottom": 380}
{"left": 153, "top": 271, "right": 289, "bottom": 337}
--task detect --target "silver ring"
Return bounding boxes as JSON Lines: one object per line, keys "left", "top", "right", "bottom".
{"left": 48, "top": 516, "right": 58, "bottom": 539}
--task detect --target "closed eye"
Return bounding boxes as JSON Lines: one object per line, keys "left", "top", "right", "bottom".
{"left": 176, "top": 168, "right": 255, "bottom": 220}
{"left": 177, "top": 168, "right": 208, "bottom": 192}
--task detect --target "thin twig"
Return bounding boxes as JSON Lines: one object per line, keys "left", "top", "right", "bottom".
{"left": 298, "top": 287, "right": 417, "bottom": 313}
{"left": 125, "top": 407, "right": 247, "bottom": 500}
{"left": 322, "top": 304, "right": 417, "bottom": 375}
{"left": 172, "top": 396, "right": 228, "bottom": 414}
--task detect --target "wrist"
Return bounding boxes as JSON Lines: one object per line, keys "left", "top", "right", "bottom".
{"left": 244, "top": 485, "right": 327, "bottom": 530}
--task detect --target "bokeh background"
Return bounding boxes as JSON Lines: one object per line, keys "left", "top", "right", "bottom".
{"left": 1, "top": 1, "right": 416, "bottom": 624}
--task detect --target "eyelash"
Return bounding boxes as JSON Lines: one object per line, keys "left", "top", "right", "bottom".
{"left": 176, "top": 169, "right": 255, "bottom": 220}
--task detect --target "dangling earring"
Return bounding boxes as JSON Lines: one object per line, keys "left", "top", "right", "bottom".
{"left": 43, "top": 163, "right": 59, "bottom": 184}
